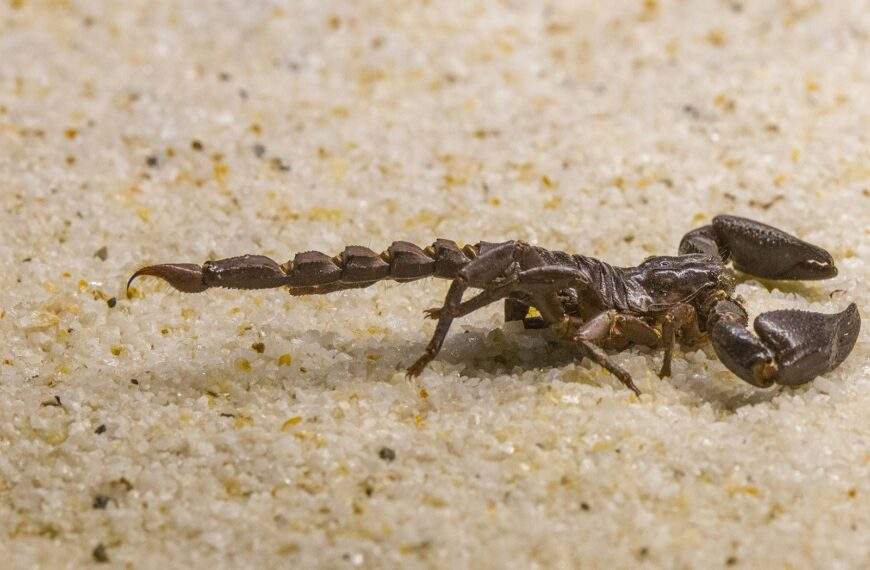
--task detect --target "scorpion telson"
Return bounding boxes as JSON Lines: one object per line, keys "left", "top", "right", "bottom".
{"left": 129, "top": 215, "right": 860, "bottom": 395}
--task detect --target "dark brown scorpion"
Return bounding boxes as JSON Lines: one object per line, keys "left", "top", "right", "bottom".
{"left": 128, "top": 215, "right": 860, "bottom": 395}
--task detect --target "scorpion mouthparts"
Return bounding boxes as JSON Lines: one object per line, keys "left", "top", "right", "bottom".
{"left": 127, "top": 263, "right": 210, "bottom": 294}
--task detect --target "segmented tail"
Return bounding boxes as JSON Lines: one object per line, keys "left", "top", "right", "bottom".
{"left": 283, "top": 239, "right": 478, "bottom": 295}
{"left": 128, "top": 239, "right": 489, "bottom": 296}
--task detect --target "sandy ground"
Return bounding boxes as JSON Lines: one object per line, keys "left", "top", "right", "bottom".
{"left": 1, "top": 1, "right": 868, "bottom": 568}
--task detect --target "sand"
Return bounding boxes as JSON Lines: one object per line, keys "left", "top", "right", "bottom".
{"left": 0, "top": 1, "right": 868, "bottom": 568}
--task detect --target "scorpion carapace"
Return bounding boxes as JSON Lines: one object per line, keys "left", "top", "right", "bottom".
{"left": 128, "top": 215, "right": 860, "bottom": 395}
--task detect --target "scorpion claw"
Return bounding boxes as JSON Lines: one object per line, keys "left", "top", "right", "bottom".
{"left": 127, "top": 263, "right": 209, "bottom": 294}
{"left": 712, "top": 215, "right": 837, "bottom": 280}
{"left": 710, "top": 302, "right": 860, "bottom": 387}
{"left": 753, "top": 303, "right": 860, "bottom": 386}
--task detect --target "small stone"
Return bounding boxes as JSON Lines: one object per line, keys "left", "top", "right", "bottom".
{"left": 94, "top": 424, "right": 106, "bottom": 434}
{"left": 92, "top": 495, "right": 110, "bottom": 509}
{"left": 251, "top": 342, "right": 265, "bottom": 353}
{"left": 106, "top": 297, "right": 117, "bottom": 308}
{"left": 378, "top": 447, "right": 396, "bottom": 462}
{"left": 93, "top": 246, "right": 108, "bottom": 261}
{"left": 270, "top": 157, "right": 291, "bottom": 172}
{"left": 92, "top": 544, "right": 109, "bottom": 563}
{"left": 145, "top": 155, "right": 159, "bottom": 168}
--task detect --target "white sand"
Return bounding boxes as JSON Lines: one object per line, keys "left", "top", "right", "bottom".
{"left": 1, "top": 1, "right": 868, "bottom": 568}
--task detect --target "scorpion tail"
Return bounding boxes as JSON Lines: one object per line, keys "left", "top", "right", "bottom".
{"left": 128, "top": 239, "right": 480, "bottom": 296}
{"left": 127, "top": 256, "right": 291, "bottom": 295}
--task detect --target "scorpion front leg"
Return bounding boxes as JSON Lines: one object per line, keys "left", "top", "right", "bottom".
{"left": 658, "top": 303, "right": 704, "bottom": 378}
{"left": 707, "top": 299, "right": 860, "bottom": 387}
{"left": 570, "top": 311, "right": 661, "bottom": 396}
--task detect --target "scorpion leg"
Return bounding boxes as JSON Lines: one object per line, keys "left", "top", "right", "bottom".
{"left": 680, "top": 215, "right": 837, "bottom": 280}
{"left": 409, "top": 247, "right": 586, "bottom": 375}
{"left": 496, "top": 265, "right": 591, "bottom": 326}
{"left": 406, "top": 279, "right": 467, "bottom": 377}
{"left": 424, "top": 280, "right": 515, "bottom": 321}
{"left": 569, "top": 311, "right": 651, "bottom": 395}
{"left": 426, "top": 263, "right": 589, "bottom": 342}
{"left": 576, "top": 341, "right": 640, "bottom": 396}
{"left": 406, "top": 241, "right": 522, "bottom": 377}
{"left": 708, "top": 299, "right": 860, "bottom": 387}
{"left": 658, "top": 303, "right": 701, "bottom": 378}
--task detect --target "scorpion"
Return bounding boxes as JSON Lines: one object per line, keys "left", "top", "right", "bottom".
{"left": 128, "top": 215, "right": 860, "bottom": 395}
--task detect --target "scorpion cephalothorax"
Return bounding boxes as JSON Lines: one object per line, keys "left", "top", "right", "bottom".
{"left": 129, "top": 215, "right": 860, "bottom": 395}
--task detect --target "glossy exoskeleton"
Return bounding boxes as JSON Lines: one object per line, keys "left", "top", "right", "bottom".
{"left": 128, "top": 215, "right": 860, "bottom": 395}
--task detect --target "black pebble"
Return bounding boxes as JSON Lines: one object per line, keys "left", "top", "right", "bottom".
{"left": 92, "top": 544, "right": 109, "bottom": 563}
{"left": 378, "top": 447, "right": 396, "bottom": 462}
{"left": 93, "top": 495, "right": 110, "bottom": 509}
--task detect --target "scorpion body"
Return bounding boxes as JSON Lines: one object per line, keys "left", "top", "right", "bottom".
{"left": 129, "top": 215, "right": 860, "bottom": 395}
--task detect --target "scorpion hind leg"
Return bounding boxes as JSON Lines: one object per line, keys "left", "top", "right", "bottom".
{"left": 709, "top": 300, "right": 860, "bottom": 387}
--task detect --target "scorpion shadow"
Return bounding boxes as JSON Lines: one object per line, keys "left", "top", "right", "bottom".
{"left": 326, "top": 324, "right": 788, "bottom": 412}
{"left": 123, "top": 323, "right": 807, "bottom": 415}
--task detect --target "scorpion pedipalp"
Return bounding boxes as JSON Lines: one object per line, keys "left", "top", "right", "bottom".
{"left": 708, "top": 300, "right": 860, "bottom": 387}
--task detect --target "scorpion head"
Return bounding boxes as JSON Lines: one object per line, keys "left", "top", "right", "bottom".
{"left": 631, "top": 254, "right": 728, "bottom": 310}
